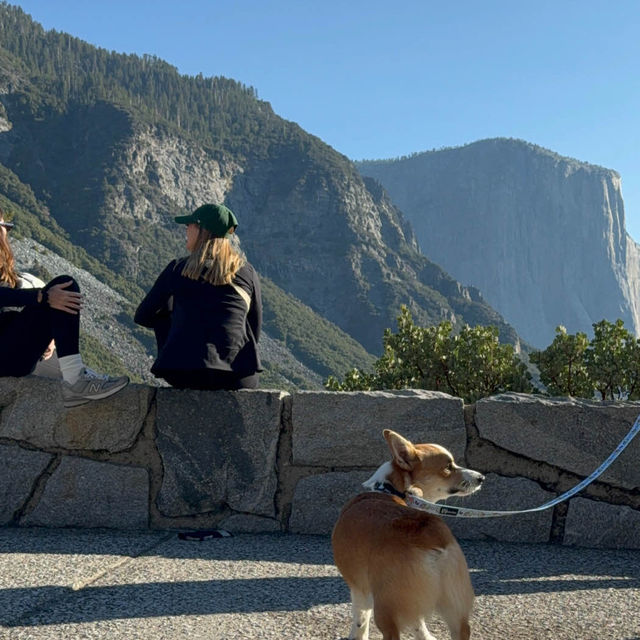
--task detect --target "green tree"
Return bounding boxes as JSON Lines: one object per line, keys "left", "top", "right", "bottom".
{"left": 532, "top": 319, "right": 640, "bottom": 401}
{"left": 530, "top": 326, "right": 591, "bottom": 397}
{"left": 586, "top": 319, "right": 636, "bottom": 401}
{"left": 325, "top": 367, "right": 378, "bottom": 392}
{"left": 375, "top": 308, "right": 454, "bottom": 392}
{"left": 449, "top": 324, "right": 532, "bottom": 402}
{"left": 326, "top": 306, "right": 533, "bottom": 402}
{"left": 622, "top": 337, "right": 640, "bottom": 400}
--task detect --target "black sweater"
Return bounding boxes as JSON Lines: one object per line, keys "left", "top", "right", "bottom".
{"left": 0, "top": 284, "right": 40, "bottom": 312}
{"left": 134, "top": 258, "right": 262, "bottom": 376}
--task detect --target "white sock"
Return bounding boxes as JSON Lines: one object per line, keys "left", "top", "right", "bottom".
{"left": 58, "top": 354, "right": 85, "bottom": 384}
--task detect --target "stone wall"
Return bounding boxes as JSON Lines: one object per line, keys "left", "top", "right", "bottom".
{"left": 1, "top": 378, "right": 639, "bottom": 549}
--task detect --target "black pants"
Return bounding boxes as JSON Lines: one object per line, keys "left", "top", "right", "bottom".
{"left": 161, "top": 369, "right": 259, "bottom": 391}
{"left": 152, "top": 315, "right": 259, "bottom": 391}
{"left": 0, "top": 275, "right": 80, "bottom": 377}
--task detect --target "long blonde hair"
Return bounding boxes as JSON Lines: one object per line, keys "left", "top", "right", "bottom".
{"left": 0, "top": 207, "right": 18, "bottom": 288}
{"left": 181, "top": 227, "right": 246, "bottom": 285}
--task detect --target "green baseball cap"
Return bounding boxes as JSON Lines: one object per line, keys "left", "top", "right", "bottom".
{"left": 174, "top": 204, "right": 238, "bottom": 237}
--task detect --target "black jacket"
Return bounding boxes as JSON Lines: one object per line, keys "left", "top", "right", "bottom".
{"left": 0, "top": 283, "right": 40, "bottom": 312}
{"left": 0, "top": 283, "right": 40, "bottom": 331}
{"left": 134, "top": 258, "right": 262, "bottom": 376}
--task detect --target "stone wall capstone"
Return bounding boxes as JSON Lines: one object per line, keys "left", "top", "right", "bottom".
{"left": 475, "top": 394, "right": 640, "bottom": 490}
{"left": 291, "top": 389, "right": 465, "bottom": 466}
{"left": 0, "top": 376, "right": 151, "bottom": 451}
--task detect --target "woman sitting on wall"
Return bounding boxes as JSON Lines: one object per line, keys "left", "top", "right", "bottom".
{"left": 0, "top": 207, "right": 129, "bottom": 407}
{"left": 134, "top": 203, "right": 262, "bottom": 390}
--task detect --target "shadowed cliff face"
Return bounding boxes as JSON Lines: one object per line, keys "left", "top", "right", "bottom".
{"left": 358, "top": 138, "right": 640, "bottom": 347}
{"left": 225, "top": 146, "right": 427, "bottom": 351}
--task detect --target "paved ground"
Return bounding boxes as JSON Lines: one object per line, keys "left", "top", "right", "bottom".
{"left": 0, "top": 527, "right": 639, "bottom": 640}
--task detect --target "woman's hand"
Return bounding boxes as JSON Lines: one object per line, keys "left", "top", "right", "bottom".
{"left": 45, "top": 281, "right": 83, "bottom": 314}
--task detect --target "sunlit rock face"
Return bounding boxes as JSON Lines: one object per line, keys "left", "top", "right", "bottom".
{"left": 359, "top": 138, "right": 640, "bottom": 347}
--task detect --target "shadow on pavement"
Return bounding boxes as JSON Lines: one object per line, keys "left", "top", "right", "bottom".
{"left": 1, "top": 575, "right": 346, "bottom": 627}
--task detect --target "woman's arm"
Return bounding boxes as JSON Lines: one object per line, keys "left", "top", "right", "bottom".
{"left": 247, "top": 267, "right": 262, "bottom": 343}
{"left": 134, "top": 260, "right": 177, "bottom": 328}
{"left": 0, "top": 286, "right": 40, "bottom": 308}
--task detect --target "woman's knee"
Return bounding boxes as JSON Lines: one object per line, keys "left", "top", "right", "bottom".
{"left": 45, "top": 275, "right": 80, "bottom": 292}
{"left": 237, "top": 373, "right": 259, "bottom": 389}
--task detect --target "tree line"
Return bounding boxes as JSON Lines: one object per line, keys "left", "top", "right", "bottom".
{"left": 326, "top": 306, "right": 640, "bottom": 403}
{"left": 0, "top": 2, "right": 316, "bottom": 159}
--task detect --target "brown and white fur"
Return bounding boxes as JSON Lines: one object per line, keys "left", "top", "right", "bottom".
{"left": 332, "top": 429, "right": 485, "bottom": 640}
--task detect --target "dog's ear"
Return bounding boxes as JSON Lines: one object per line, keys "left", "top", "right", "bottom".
{"left": 384, "top": 429, "right": 418, "bottom": 471}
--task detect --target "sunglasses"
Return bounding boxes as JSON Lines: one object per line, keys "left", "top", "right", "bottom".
{"left": 0, "top": 221, "right": 14, "bottom": 232}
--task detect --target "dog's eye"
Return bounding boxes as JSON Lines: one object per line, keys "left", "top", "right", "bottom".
{"left": 443, "top": 462, "right": 453, "bottom": 475}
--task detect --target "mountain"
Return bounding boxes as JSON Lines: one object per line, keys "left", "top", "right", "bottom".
{"left": 0, "top": 4, "right": 521, "bottom": 386}
{"left": 358, "top": 138, "right": 640, "bottom": 348}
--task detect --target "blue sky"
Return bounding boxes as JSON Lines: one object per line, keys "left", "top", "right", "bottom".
{"left": 10, "top": 1, "right": 640, "bottom": 239}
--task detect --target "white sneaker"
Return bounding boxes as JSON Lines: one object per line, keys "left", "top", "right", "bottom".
{"left": 61, "top": 368, "right": 129, "bottom": 408}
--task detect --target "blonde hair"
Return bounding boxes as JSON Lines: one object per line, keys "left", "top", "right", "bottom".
{"left": 181, "top": 227, "right": 246, "bottom": 285}
{"left": 0, "top": 207, "right": 18, "bottom": 288}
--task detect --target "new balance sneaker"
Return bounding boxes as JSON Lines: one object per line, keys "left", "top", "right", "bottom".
{"left": 61, "top": 368, "right": 129, "bottom": 408}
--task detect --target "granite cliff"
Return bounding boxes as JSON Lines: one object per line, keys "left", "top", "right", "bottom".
{"left": 359, "top": 139, "right": 640, "bottom": 347}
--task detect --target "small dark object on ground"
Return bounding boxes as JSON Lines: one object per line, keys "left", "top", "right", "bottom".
{"left": 177, "top": 529, "right": 232, "bottom": 541}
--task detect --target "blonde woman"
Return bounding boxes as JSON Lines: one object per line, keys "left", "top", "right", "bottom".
{"left": 0, "top": 209, "right": 128, "bottom": 406}
{"left": 135, "top": 204, "right": 262, "bottom": 390}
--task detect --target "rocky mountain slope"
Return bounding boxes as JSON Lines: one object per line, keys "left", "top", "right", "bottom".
{"left": 0, "top": 2, "right": 521, "bottom": 384}
{"left": 359, "top": 138, "right": 640, "bottom": 347}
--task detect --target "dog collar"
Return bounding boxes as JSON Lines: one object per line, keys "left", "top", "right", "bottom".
{"left": 373, "top": 481, "right": 406, "bottom": 499}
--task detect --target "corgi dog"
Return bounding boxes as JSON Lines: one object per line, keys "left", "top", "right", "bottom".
{"left": 332, "top": 429, "right": 485, "bottom": 640}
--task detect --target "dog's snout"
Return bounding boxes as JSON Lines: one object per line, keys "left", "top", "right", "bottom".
{"left": 462, "top": 473, "right": 484, "bottom": 489}
{"left": 453, "top": 468, "right": 485, "bottom": 497}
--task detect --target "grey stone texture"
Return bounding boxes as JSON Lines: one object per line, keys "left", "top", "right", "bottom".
{"left": 219, "top": 513, "right": 282, "bottom": 533}
{"left": 155, "top": 388, "right": 285, "bottom": 518}
{"left": 0, "top": 375, "right": 19, "bottom": 404}
{"left": 0, "top": 444, "right": 53, "bottom": 524}
{"left": 475, "top": 393, "right": 640, "bottom": 490}
{"left": 564, "top": 498, "right": 640, "bottom": 548}
{"left": 0, "top": 377, "right": 151, "bottom": 452}
{"left": 21, "top": 456, "right": 149, "bottom": 528}
{"left": 292, "top": 389, "right": 465, "bottom": 466}
{"left": 446, "top": 473, "right": 555, "bottom": 543}
{"left": 289, "top": 471, "right": 372, "bottom": 534}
